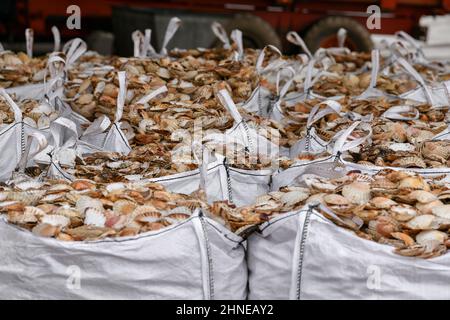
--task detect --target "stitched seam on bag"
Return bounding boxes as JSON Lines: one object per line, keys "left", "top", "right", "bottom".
{"left": 49, "top": 160, "right": 73, "bottom": 180}
{"left": 296, "top": 208, "right": 312, "bottom": 300}
{"left": 200, "top": 215, "right": 215, "bottom": 299}
{"left": 205, "top": 220, "right": 242, "bottom": 244}
{"left": 223, "top": 158, "right": 233, "bottom": 203}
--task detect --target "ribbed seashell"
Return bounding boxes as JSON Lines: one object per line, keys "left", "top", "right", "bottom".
{"left": 7, "top": 210, "right": 38, "bottom": 224}
{"left": 15, "top": 181, "right": 45, "bottom": 191}
{"left": 405, "top": 214, "right": 436, "bottom": 230}
{"left": 8, "top": 190, "right": 45, "bottom": 205}
{"left": 164, "top": 213, "right": 190, "bottom": 225}
{"left": 416, "top": 230, "right": 448, "bottom": 245}
{"left": 47, "top": 184, "right": 73, "bottom": 193}
{"left": 84, "top": 208, "right": 106, "bottom": 227}
{"left": 55, "top": 207, "right": 83, "bottom": 218}
{"left": 342, "top": 182, "right": 371, "bottom": 205}
{"left": 305, "top": 193, "right": 326, "bottom": 205}
{"left": 392, "top": 156, "right": 427, "bottom": 169}
{"left": 398, "top": 176, "right": 430, "bottom": 191}
{"left": 41, "top": 214, "right": 71, "bottom": 228}
{"left": 411, "top": 130, "right": 435, "bottom": 144}
{"left": 113, "top": 200, "right": 137, "bottom": 215}
{"left": 32, "top": 223, "right": 59, "bottom": 238}
{"left": 40, "top": 193, "right": 65, "bottom": 203}
{"left": 370, "top": 197, "right": 396, "bottom": 209}
{"left": 76, "top": 196, "right": 104, "bottom": 213}
{"left": 324, "top": 194, "right": 349, "bottom": 205}
{"left": 370, "top": 178, "right": 397, "bottom": 190}
{"left": 71, "top": 180, "right": 95, "bottom": 191}
{"left": 421, "top": 141, "right": 450, "bottom": 160}
{"left": 431, "top": 205, "right": 450, "bottom": 220}
{"left": 390, "top": 204, "right": 417, "bottom": 222}
{"left": 164, "top": 206, "right": 192, "bottom": 216}
{"left": 280, "top": 190, "right": 309, "bottom": 207}
{"left": 388, "top": 143, "right": 415, "bottom": 152}
{"left": 408, "top": 190, "right": 437, "bottom": 204}
{"left": 134, "top": 212, "right": 162, "bottom": 224}
{"left": 24, "top": 206, "right": 46, "bottom": 217}
{"left": 416, "top": 200, "right": 444, "bottom": 215}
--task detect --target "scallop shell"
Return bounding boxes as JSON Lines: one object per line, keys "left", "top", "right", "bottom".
{"left": 84, "top": 208, "right": 106, "bottom": 227}
{"left": 24, "top": 206, "right": 46, "bottom": 218}
{"left": 113, "top": 200, "right": 137, "bottom": 215}
{"left": 431, "top": 205, "right": 450, "bottom": 220}
{"left": 398, "top": 176, "right": 430, "bottom": 191}
{"left": 76, "top": 196, "right": 104, "bottom": 213}
{"left": 164, "top": 213, "right": 190, "bottom": 225}
{"left": 41, "top": 214, "right": 71, "bottom": 228}
{"left": 165, "top": 206, "right": 192, "bottom": 216}
{"left": 408, "top": 190, "right": 437, "bottom": 204}
{"left": 416, "top": 230, "right": 448, "bottom": 245}
{"left": 32, "top": 223, "right": 59, "bottom": 238}
{"left": 392, "top": 156, "right": 427, "bottom": 169}
{"left": 416, "top": 200, "right": 444, "bottom": 215}
{"left": 8, "top": 190, "right": 45, "bottom": 205}
{"left": 388, "top": 143, "right": 415, "bottom": 152}
{"left": 106, "top": 182, "right": 127, "bottom": 193}
{"left": 324, "top": 194, "right": 349, "bottom": 206}
{"left": 134, "top": 212, "right": 162, "bottom": 223}
{"left": 15, "top": 181, "right": 45, "bottom": 191}
{"left": 405, "top": 214, "right": 436, "bottom": 230}
{"left": 71, "top": 180, "right": 95, "bottom": 191}
{"left": 280, "top": 190, "right": 310, "bottom": 207}
{"left": 370, "top": 197, "right": 396, "bottom": 209}
{"left": 341, "top": 182, "right": 371, "bottom": 205}
{"left": 390, "top": 205, "right": 417, "bottom": 222}
{"left": 305, "top": 193, "right": 326, "bottom": 205}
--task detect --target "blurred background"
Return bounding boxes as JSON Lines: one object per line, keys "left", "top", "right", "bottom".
{"left": 1, "top": 0, "right": 449, "bottom": 59}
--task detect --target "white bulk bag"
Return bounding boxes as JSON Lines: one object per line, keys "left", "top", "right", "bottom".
{"left": 240, "top": 45, "right": 286, "bottom": 115}
{"left": 0, "top": 211, "right": 247, "bottom": 300}
{"left": 248, "top": 203, "right": 450, "bottom": 300}
{"left": 296, "top": 206, "right": 450, "bottom": 299}
{"left": 6, "top": 38, "right": 86, "bottom": 102}
{"left": 80, "top": 71, "right": 131, "bottom": 155}
{"left": 276, "top": 121, "right": 372, "bottom": 190}
{"left": 149, "top": 151, "right": 272, "bottom": 207}
{"left": 247, "top": 208, "right": 305, "bottom": 300}
{"left": 0, "top": 89, "right": 47, "bottom": 181}
{"left": 208, "top": 89, "right": 280, "bottom": 159}
{"left": 289, "top": 100, "right": 342, "bottom": 157}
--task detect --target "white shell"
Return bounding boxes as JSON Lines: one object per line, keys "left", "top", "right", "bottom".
{"left": 388, "top": 143, "right": 415, "bottom": 152}
{"left": 405, "top": 214, "right": 435, "bottom": 230}
{"left": 84, "top": 208, "right": 106, "bottom": 227}
{"left": 76, "top": 196, "right": 104, "bottom": 213}
{"left": 431, "top": 205, "right": 450, "bottom": 220}
{"left": 342, "top": 182, "right": 371, "bottom": 205}
{"left": 408, "top": 190, "right": 437, "bottom": 204}
{"left": 390, "top": 205, "right": 417, "bottom": 222}
{"left": 106, "top": 182, "right": 127, "bottom": 193}
{"left": 41, "top": 214, "right": 70, "bottom": 228}
{"left": 280, "top": 190, "right": 309, "bottom": 206}
{"left": 416, "top": 230, "right": 448, "bottom": 245}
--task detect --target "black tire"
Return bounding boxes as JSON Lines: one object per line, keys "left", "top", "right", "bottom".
{"left": 223, "top": 14, "right": 282, "bottom": 49}
{"left": 304, "top": 16, "right": 373, "bottom": 52}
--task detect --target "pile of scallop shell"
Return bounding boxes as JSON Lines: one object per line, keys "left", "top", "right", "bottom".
{"left": 3, "top": 179, "right": 205, "bottom": 241}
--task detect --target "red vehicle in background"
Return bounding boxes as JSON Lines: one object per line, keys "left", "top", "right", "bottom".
{"left": 1, "top": 0, "right": 450, "bottom": 53}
